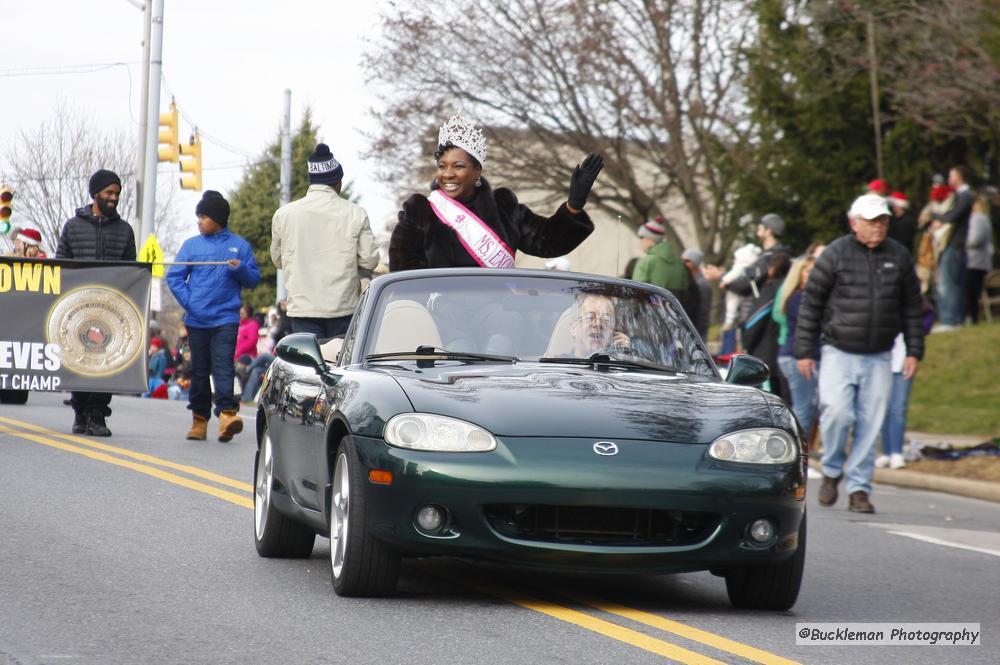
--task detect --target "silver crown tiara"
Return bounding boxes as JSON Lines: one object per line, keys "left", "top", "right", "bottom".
{"left": 438, "top": 112, "right": 487, "bottom": 166}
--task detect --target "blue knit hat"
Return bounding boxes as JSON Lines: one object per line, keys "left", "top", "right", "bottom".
{"left": 307, "top": 144, "right": 344, "bottom": 186}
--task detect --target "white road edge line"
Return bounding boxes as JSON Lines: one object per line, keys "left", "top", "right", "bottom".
{"left": 885, "top": 530, "right": 1000, "bottom": 558}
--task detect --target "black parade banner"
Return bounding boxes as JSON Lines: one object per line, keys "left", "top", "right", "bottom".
{"left": 0, "top": 257, "right": 151, "bottom": 393}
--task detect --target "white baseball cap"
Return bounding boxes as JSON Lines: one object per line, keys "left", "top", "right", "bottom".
{"left": 848, "top": 193, "right": 891, "bottom": 220}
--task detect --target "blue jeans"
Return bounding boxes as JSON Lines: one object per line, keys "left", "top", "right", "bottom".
{"left": 720, "top": 328, "right": 737, "bottom": 355}
{"left": 935, "top": 245, "right": 967, "bottom": 326}
{"left": 818, "top": 345, "right": 891, "bottom": 495}
{"left": 778, "top": 355, "right": 818, "bottom": 435}
{"left": 880, "top": 372, "right": 912, "bottom": 456}
{"left": 241, "top": 352, "right": 274, "bottom": 402}
{"left": 187, "top": 324, "right": 239, "bottom": 419}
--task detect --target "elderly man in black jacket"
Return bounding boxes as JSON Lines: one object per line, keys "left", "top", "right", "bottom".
{"left": 795, "top": 194, "right": 924, "bottom": 514}
{"left": 55, "top": 169, "right": 138, "bottom": 437}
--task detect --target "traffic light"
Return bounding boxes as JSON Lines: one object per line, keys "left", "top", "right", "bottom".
{"left": 179, "top": 132, "right": 202, "bottom": 191}
{"left": 158, "top": 102, "right": 179, "bottom": 163}
{"left": 0, "top": 186, "right": 13, "bottom": 235}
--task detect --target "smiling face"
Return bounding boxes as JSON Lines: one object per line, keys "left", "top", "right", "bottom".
{"left": 570, "top": 294, "right": 616, "bottom": 356}
{"left": 92, "top": 183, "right": 121, "bottom": 217}
{"left": 435, "top": 147, "right": 482, "bottom": 200}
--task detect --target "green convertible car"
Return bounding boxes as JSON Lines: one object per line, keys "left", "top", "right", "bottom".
{"left": 253, "top": 269, "right": 807, "bottom": 610}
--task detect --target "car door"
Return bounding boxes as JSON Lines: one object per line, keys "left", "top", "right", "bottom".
{"left": 272, "top": 354, "right": 326, "bottom": 513}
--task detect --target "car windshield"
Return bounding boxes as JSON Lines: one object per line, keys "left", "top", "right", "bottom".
{"left": 362, "top": 274, "right": 715, "bottom": 376}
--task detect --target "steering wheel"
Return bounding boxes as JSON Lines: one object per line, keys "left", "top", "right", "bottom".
{"left": 593, "top": 344, "right": 637, "bottom": 358}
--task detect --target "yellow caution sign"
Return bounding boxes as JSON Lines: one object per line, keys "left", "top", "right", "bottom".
{"left": 139, "top": 234, "right": 165, "bottom": 278}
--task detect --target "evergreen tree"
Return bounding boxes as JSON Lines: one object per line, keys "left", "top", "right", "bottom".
{"left": 733, "top": 0, "right": 1000, "bottom": 254}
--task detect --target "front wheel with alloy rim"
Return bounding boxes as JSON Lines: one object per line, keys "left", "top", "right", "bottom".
{"left": 330, "top": 435, "right": 400, "bottom": 597}
{"left": 253, "top": 426, "right": 315, "bottom": 558}
{"left": 725, "top": 512, "right": 806, "bottom": 611}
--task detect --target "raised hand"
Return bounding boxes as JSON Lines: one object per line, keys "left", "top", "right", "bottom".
{"left": 568, "top": 153, "right": 605, "bottom": 211}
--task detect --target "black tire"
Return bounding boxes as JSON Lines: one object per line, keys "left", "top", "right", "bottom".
{"left": 329, "top": 435, "right": 400, "bottom": 597}
{"left": 253, "top": 426, "right": 315, "bottom": 558}
{"left": 725, "top": 512, "right": 806, "bottom": 611}
{"left": 0, "top": 390, "right": 29, "bottom": 405}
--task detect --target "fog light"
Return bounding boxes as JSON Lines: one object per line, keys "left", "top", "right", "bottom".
{"left": 749, "top": 518, "right": 775, "bottom": 543}
{"left": 416, "top": 505, "right": 444, "bottom": 533}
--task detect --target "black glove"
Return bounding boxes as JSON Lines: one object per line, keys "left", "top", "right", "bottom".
{"left": 567, "top": 153, "right": 604, "bottom": 210}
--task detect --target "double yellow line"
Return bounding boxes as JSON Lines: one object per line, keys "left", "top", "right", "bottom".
{"left": 427, "top": 566, "right": 800, "bottom": 665}
{"left": 1, "top": 414, "right": 799, "bottom": 664}
{"left": 0, "top": 415, "right": 253, "bottom": 508}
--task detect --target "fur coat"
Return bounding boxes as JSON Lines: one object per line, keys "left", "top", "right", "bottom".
{"left": 388, "top": 177, "right": 594, "bottom": 271}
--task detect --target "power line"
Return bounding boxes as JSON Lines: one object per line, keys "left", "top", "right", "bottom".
{"left": 0, "top": 61, "right": 142, "bottom": 126}
{"left": 160, "top": 72, "right": 262, "bottom": 160}
{"left": 0, "top": 62, "right": 141, "bottom": 77}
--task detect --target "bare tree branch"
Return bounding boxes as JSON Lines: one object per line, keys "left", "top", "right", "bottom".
{"left": 0, "top": 101, "right": 181, "bottom": 256}
{"left": 363, "top": 0, "right": 755, "bottom": 254}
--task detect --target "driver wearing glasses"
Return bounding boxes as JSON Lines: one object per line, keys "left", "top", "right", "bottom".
{"left": 569, "top": 294, "right": 630, "bottom": 357}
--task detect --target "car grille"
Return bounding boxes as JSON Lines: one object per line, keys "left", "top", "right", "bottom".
{"left": 483, "top": 504, "right": 720, "bottom": 546}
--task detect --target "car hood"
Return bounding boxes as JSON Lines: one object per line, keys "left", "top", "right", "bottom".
{"left": 376, "top": 362, "right": 773, "bottom": 443}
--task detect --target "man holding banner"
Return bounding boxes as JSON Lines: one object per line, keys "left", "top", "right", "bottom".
{"left": 167, "top": 191, "right": 260, "bottom": 443}
{"left": 55, "top": 169, "right": 138, "bottom": 437}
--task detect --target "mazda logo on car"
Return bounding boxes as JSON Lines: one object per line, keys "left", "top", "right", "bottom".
{"left": 593, "top": 441, "right": 619, "bottom": 456}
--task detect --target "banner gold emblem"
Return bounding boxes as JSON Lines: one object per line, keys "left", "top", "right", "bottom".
{"left": 45, "top": 286, "right": 144, "bottom": 377}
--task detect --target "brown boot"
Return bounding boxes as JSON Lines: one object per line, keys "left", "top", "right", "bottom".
{"left": 848, "top": 491, "right": 875, "bottom": 514}
{"left": 218, "top": 409, "right": 243, "bottom": 442}
{"left": 818, "top": 474, "right": 841, "bottom": 507}
{"left": 186, "top": 415, "right": 208, "bottom": 441}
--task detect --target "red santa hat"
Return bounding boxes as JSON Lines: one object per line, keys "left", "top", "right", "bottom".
{"left": 887, "top": 191, "right": 909, "bottom": 209}
{"left": 150, "top": 337, "right": 164, "bottom": 349}
{"left": 930, "top": 184, "right": 953, "bottom": 203}
{"left": 866, "top": 179, "right": 889, "bottom": 195}
{"left": 16, "top": 228, "right": 42, "bottom": 246}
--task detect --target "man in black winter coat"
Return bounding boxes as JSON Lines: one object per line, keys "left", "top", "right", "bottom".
{"left": 55, "top": 169, "right": 138, "bottom": 437}
{"left": 795, "top": 194, "right": 924, "bottom": 514}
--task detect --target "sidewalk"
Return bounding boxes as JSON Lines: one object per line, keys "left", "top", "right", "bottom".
{"left": 809, "top": 430, "right": 1000, "bottom": 504}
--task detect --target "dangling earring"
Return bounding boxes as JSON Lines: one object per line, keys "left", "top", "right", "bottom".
{"left": 475, "top": 177, "right": 482, "bottom": 188}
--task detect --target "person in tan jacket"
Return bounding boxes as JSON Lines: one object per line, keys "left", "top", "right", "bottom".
{"left": 270, "top": 143, "right": 380, "bottom": 339}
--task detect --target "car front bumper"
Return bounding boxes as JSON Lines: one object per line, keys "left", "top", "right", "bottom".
{"left": 350, "top": 434, "right": 806, "bottom": 574}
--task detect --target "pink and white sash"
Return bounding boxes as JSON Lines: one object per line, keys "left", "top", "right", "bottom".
{"left": 427, "top": 189, "right": 515, "bottom": 268}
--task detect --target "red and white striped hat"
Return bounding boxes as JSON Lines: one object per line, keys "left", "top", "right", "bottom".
{"left": 638, "top": 218, "right": 665, "bottom": 240}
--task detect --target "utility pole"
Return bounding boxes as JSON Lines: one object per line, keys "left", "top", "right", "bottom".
{"left": 139, "top": 0, "right": 165, "bottom": 247}
{"left": 276, "top": 89, "right": 292, "bottom": 304}
{"left": 135, "top": 0, "right": 152, "bottom": 225}
{"left": 866, "top": 13, "right": 884, "bottom": 182}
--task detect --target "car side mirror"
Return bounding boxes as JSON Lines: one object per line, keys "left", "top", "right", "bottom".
{"left": 276, "top": 333, "right": 328, "bottom": 373}
{"left": 725, "top": 354, "right": 770, "bottom": 387}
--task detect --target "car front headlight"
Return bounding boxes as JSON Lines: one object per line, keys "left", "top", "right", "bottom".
{"left": 708, "top": 428, "right": 798, "bottom": 464}
{"left": 384, "top": 413, "right": 497, "bottom": 452}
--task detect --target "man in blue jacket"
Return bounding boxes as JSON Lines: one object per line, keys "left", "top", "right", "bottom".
{"left": 167, "top": 191, "right": 260, "bottom": 442}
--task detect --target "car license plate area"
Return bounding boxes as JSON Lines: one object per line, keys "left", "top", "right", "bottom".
{"left": 483, "top": 504, "right": 720, "bottom": 546}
